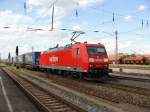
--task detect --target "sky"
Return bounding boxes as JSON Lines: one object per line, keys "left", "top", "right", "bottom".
{"left": 0, "top": 0, "right": 150, "bottom": 58}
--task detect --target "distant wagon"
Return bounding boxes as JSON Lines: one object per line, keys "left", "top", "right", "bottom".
{"left": 17, "top": 54, "right": 25, "bottom": 67}
{"left": 24, "top": 52, "right": 41, "bottom": 70}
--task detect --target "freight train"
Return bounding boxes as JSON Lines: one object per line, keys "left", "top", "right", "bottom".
{"left": 7, "top": 42, "right": 112, "bottom": 80}
{"left": 13, "top": 52, "right": 40, "bottom": 70}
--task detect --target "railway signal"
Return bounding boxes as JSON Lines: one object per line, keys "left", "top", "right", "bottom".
{"left": 16, "top": 46, "right": 19, "bottom": 69}
{"left": 16, "top": 46, "right": 19, "bottom": 56}
{"left": 8, "top": 52, "right": 11, "bottom": 64}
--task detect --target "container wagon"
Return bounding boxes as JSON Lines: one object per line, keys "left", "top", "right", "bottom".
{"left": 17, "top": 54, "right": 25, "bottom": 67}
{"left": 24, "top": 52, "right": 41, "bottom": 70}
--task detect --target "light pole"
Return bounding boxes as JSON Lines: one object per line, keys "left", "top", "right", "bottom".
{"left": 16, "top": 46, "right": 19, "bottom": 69}
{"left": 115, "top": 30, "right": 118, "bottom": 64}
{"left": 0, "top": 53, "right": 1, "bottom": 63}
{"left": 102, "top": 30, "right": 119, "bottom": 64}
{"left": 32, "top": 46, "right": 34, "bottom": 53}
{"left": 51, "top": 4, "right": 55, "bottom": 31}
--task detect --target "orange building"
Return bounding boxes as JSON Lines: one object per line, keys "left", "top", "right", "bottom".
{"left": 108, "top": 54, "right": 150, "bottom": 64}
{"left": 122, "top": 55, "right": 144, "bottom": 64}
{"left": 108, "top": 54, "right": 120, "bottom": 64}
{"left": 145, "top": 55, "right": 150, "bottom": 64}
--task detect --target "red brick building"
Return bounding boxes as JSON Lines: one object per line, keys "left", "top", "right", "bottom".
{"left": 145, "top": 55, "right": 150, "bottom": 64}
{"left": 122, "top": 55, "right": 144, "bottom": 64}
{"left": 108, "top": 54, "right": 150, "bottom": 64}
{"left": 108, "top": 54, "right": 121, "bottom": 64}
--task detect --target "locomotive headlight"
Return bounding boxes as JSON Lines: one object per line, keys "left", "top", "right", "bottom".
{"left": 89, "top": 58, "right": 95, "bottom": 62}
{"left": 104, "top": 58, "right": 109, "bottom": 62}
{"left": 89, "top": 64, "right": 93, "bottom": 67}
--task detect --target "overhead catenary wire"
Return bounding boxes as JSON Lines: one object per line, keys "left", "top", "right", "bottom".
{"left": 86, "top": 6, "right": 150, "bottom": 31}
{"left": 21, "top": 0, "right": 150, "bottom": 35}
{"left": 1, "top": 1, "right": 150, "bottom": 37}
{"left": 89, "top": 6, "right": 150, "bottom": 21}
{"left": 0, "top": 24, "right": 149, "bottom": 35}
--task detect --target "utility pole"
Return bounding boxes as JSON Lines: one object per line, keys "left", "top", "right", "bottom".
{"left": 0, "top": 53, "right": 1, "bottom": 63}
{"left": 16, "top": 46, "right": 19, "bottom": 69}
{"left": 51, "top": 4, "right": 55, "bottom": 31}
{"left": 32, "top": 46, "right": 34, "bottom": 53}
{"left": 115, "top": 30, "right": 118, "bottom": 64}
{"left": 8, "top": 52, "right": 11, "bottom": 65}
{"left": 24, "top": 1, "right": 27, "bottom": 15}
{"left": 102, "top": 30, "right": 118, "bottom": 64}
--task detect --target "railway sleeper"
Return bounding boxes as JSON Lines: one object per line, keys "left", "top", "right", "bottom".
{"left": 51, "top": 107, "right": 73, "bottom": 112}
{"left": 32, "top": 91, "right": 47, "bottom": 94}
{"left": 43, "top": 100, "right": 58, "bottom": 104}
{"left": 50, "top": 105, "right": 70, "bottom": 109}
{"left": 45, "top": 102, "right": 63, "bottom": 106}
{"left": 51, "top": 105, "right": 68, "bottom": 109}
{"left": 39, "top": 100, "right": 58, "bottom": 103}
{"left": 32, "top": 93, "right": 48, "bottom": 96}
{"left": 39, "top": 97, "right": 56, "bottom": 100}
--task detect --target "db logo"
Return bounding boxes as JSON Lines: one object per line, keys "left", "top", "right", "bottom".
{"left": 49, "top": 56, "right": 59, "bottom": 62}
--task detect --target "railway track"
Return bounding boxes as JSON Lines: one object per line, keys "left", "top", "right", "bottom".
{"left": 10, "top": 67, "right": 150, "bottom": 108}
{"left": 20, "top": 67, "right": 150, "bottom": 96}
{"left": 1, "top": 67, "right": 85, "bottom": 112}
{"left": 110, "top": 74, "right": 150, "bottom": 83}
{"left": 101, "top": 81, "right": 150, "bottom": 96}
{"left": 8, "top": 67, "right": 150, "bottom": 109}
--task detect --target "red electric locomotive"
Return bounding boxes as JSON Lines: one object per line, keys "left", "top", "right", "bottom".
{"left": 39, "top": 42, "right": 112, "bottom": 80}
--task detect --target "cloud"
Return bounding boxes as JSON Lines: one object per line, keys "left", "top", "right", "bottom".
{"left": 0, "top": 6, "right": 65, "bottom": 58}
{"left": 1, "top": 0, "right": 150, "bottom": 59}
{"left": 72, "top": 25, "right": 82, "bottom": 31}
{"left": 0, "top": 10, "right": 32, "bottom": 27}
{"left": 138, "top": 5, "right": 147, "bottom": 11}
{"left": 0, "top": 1, "right": 83, "bottom": 58}
{"left": 0, "top": 29, "right": 70, "bottom": 58}
{"left": 123, "top": 15, "right": 133, "bottom": 22}
{"left": 28, "top": 0, "right": 104, "bottom": 8}
{"left": 27, "top": 0, "right": 104, "bottom": 18}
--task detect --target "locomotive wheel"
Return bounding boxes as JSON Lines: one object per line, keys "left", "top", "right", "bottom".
{"left": 77, "top": 72, "right": 84, "bottom": 80}
{"left": 63, "top": 71, "right": 71, "bottom": 78}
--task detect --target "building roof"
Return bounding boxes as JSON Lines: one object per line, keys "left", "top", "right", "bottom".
{"left": 108, "top": 54, "right": 120, "bottom": 61}
{"left": 123, "top": 55, "right": 144, "bottom": 61}
{"left": 144, "top": 55, "right": 150, "bottom": 60}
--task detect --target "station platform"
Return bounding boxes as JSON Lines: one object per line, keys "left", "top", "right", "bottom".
{"left": 0, "top": 68, "right": 39, "bottom": 112}
{"left": 111, "top": 67, "right": 150, "bottom": 76}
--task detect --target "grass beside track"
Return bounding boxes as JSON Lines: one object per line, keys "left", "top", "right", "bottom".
{"left": 110, "top": 64, "right": 150, "bottom": 70}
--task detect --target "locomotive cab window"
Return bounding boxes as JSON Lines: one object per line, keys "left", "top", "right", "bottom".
{"left": 87, "top": 47, "right": 106, "bottom": 54}
{"left": 76, "top": 48, "right": 80, "bottom": 55}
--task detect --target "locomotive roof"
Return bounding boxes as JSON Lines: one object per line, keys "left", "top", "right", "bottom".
{"left": 43, "top": 42, "right": 105, "bottom": 53}
{"left": 15, "top": 51, "right": 41, "bottom": 57}
{"left": 47, "top": 44, "right": 72, "bottom": 53}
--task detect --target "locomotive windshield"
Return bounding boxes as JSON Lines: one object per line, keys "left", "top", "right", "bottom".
{"left": 87, "top": 47, "right": 106, "bottom": 54}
